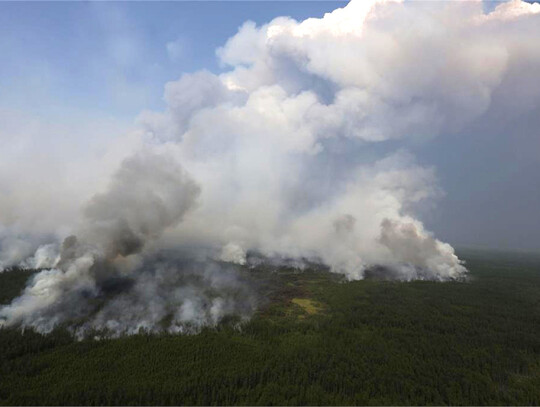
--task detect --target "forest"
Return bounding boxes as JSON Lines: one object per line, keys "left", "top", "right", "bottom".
{"left": 1, "top": 249, "right": 540, "bottom": 405}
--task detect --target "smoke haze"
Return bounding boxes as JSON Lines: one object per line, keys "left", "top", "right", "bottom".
{"left": 1, "top": 0, "right": 539, "bottom": 334}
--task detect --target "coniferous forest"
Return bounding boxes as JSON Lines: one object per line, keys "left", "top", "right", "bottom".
{"left": 1, "top": 249, "right": 540, "bottom": 405}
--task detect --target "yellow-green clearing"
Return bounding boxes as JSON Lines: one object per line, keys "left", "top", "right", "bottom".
{"left": 291, "top": 298, "right": 322, "bottom": 315}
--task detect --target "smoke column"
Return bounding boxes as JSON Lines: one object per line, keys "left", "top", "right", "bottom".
{"left": 2, "top": 0, "right": 540, "bottom": 334}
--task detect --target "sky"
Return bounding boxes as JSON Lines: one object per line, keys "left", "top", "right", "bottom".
{"left": 1, "top": 0, "right": 539, "bottom": 254}
{"left": 0, "top": 2, "right": 346, "bottom": 117}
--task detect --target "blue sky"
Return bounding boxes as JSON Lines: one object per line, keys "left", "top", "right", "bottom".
{"left": 0, "top": 2, "right": 345, "bottom": 118}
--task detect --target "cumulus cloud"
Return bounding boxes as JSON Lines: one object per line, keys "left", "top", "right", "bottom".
{"left": 3, "top": 0, "right": 540, "bottom": 334}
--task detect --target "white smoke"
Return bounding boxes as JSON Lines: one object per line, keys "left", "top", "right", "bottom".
{"left": 0, "top": 151, "right": 207, "bottom": 334}
{"left": 219, "top": 243, "right": 247, "bottom": 266}
{"left": 0, "top": 237, "right": 34, "bottom": 270}
{"left": 20, "top": 244, "right": 60, "bottom": 270}
{"left": 2, "top": 0, "right": 540, "bottom": 333}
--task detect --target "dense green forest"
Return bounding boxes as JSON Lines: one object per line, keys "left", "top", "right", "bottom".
{"left": 1, "top": 249, "right": 540, "bottom": 405}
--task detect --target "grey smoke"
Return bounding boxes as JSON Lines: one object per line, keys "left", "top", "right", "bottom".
{"left": 2, "top": 0, "right": 539, "bottom": 334}
{"left": 74, "top": 257, "right": 257, "bottom": 338}
{"left": 0, "top": 151, "right": 215, "bottom": 335}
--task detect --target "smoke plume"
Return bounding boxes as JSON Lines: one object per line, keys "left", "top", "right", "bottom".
{"left": 0, "top": 152, "right": 209, "bottom": 334}
{"left": 2, "top": 0, "right": 540, "bottom": 334}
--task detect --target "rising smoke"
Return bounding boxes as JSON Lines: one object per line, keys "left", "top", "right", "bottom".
{"left": 2, "top": 0, "right": 540, "bottom": 335}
